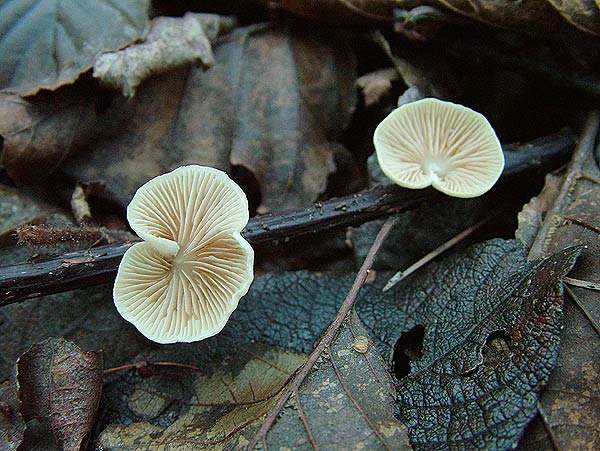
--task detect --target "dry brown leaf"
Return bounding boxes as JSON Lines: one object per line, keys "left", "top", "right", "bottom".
{"left": 98, "top": 313, "right": 411, "bottom": 450}
{"left": 356, "top": 68, "right": 399, "bottom": 106}
{"left": 16, "top": 338, "right": 103, "bottom": 451}
{"left": 435, "top": 0, "right": 565, "bottom": 31}
{"left": 270, "top": 0, "right": 600, "bottom": 36}
{"left": 94, "top": 13, "right": 235, "bottom": 97}
{"left": 0, "top": 91, "right": 96, "bottom": 185}
{"left": 516, "top": 113, "right": 600, "bottom": 450}
{"left": 65, "top": 25, "right": 356, "bottom": 213}
{"left": 516, "top": 172, "right": 563, "bottom": 250}
{"left": 98, "top": 344, "right": 306, "bottom": 450}
{"left": 0, "top": 380, "right": 24, "bottom": 451}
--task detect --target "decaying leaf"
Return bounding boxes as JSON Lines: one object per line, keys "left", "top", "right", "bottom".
{"left": 0, "top": 91, "right": 97, "bottom": 185}
{"left": 356, "top": 239, "right": 581, "bottom": 451}
{"left": 433, "top": 0, "right": 566, "bottom": 32}
{"left": 98, "top": 313, "right": 411, "bottom": 451}
{"left": 0, "top": 380, "right": 24, "bottom": 451}
{"left": 270, "top": 0, "right": 600, "bottom": 37}
{"left": 0, "top": 283, "right": 147, "bottom": 382}
{"left": 16, "top": 338, "right": 103, "bottom": 451}
{"left": 98, "top": 344, "right": 307, "bottom": 450}
{"left": 356, "top": 68, "right": 399, "bottom": 106}
{"left": 0, "top": 0, "right": 149, "bottom": 95}
{"left": 94, "top": 13, "right": 236, "bottom": 97}
{"left": 263, "top": 311, "right": 411, "bottom": 450}
{"left": 516, "top": 172, "right": 563, "bottom": 250}
{"left": 516, "top": 113, "right": 600, "bottom": 451}
{"left": 64, "top": 24, "right": 356, "bottom": 213}
{"left": 547, "top": 0, "right": 600, "bottom": 35}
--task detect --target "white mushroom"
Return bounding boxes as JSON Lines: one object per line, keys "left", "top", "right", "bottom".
{"left": 373, "top": 98, "right": 504, "bottom": 198}
{"left": 113, "top": 165, "right": 254, "bottom": 344}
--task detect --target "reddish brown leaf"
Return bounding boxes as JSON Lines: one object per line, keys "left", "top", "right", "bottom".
{"left": 16, "top": 338, "right": 103, "bottom": 451}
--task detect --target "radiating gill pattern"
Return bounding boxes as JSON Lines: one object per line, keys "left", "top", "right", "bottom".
{"left": 115, "top": 237, "right": 252, "bottom": 342}
{"left": 374, "top": 98, "right": 504, "bottom": 197}
{"left": 114, "top": 165, "right": 254, "bottom": 343}
{"left": 127, "top": 166, "right": 249, "bottom": 250}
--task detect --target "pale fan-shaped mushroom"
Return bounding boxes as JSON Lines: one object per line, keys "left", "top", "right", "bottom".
{"left": 113, "top": 165, "right": 254, "bottom": 344}
{"left": 373, "top": 98, "right": 504, "bottom": 198}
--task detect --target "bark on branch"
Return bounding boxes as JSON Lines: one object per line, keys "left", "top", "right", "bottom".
{"left": 0, "top": 131, "right": 575, "bottom": 306}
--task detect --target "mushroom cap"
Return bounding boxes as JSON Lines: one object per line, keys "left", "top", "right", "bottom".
{"left": 113, "top": 165, "right": 254, "bottom": 344}
{"left": 373, "top": 98, "right": 505, "bottom": 198}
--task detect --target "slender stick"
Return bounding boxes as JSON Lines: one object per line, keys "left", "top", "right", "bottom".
{"left": 0, "top": 130, "right": 575, "bottom": 305}
{"left": 382, "top": 215, "right": 493, "bottom": 291}
{"left": 245, "top": 215, "right": 398, "bottom": 450}
{"left": 0, "top": 186, "right": 435, "bottom": 306}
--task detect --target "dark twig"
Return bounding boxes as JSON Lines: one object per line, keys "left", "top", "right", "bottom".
{"left": 0, "top": 131, "right": 575, "bottom": 305}
{"left": 245, "top": 215, "right": 398, "bottom": 450}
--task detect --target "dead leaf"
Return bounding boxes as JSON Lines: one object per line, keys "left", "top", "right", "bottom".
{"left": 0, "top": 380, "right": 24, "bottom": 451}
{"left": 94, "top": 13, "right": 236, "bottom": 97}
{"left": 0, "top": 90, "right": 97, "bottom": 185}
{"left": 516, "top": 172, "right": 563, "bottom": 250}
{"left": 356, "top": 68, "right": 399, "bottom": 106}
{"left": 270, "top": 1, "right": 600, "bottom": 37}
{"left": 516, "top": 113, "right": 600, "bottom": 451}
{"left": 0, "top": 0, "right": 149, "bottom": 95}
{"left": 266, "top": 311, "right": 412, "bottom": 450}
{"left": 16, "top": 338, "right": 103, "bottom": 451}
{"left": 434, "top": 0, "right": 566, "bottom": 32}
{"left": 64, "top": 24, "right": 356, "bottom": 213}
{"left": 98, "top": 313, "right": 411, "bottom": 451}
{"left": 0, "top": 282, "right": 147, "bottom": 382}
{"left": 356, "top": 239, "right": 581, "bottom": 451}
{"left": 546, "top": 0, "right": 600, "bottom": 35}
{"left": 98, "top": 344, "right": 307, "bottom": 450}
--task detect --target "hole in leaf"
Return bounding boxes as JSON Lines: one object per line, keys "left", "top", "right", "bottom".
{"left": 483, "top": 330, "right": 513, "bottom": 368}
{"left": 392, "top": 324, "right": 425, "bottom": 379}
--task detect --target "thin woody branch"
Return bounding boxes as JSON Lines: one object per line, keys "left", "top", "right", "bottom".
{"left": 0, "top": 130, "right": 575, "bottom": 306}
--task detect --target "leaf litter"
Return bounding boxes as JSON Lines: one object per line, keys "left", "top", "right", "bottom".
{"left": 0, "top": 3, "right": 598, "bottom": 450}
{"left": 516, "top": 112, "right": 600, "bottom": 451}
{"left": 63, "top": 24, "right": 357, "bottom": 213}
{"left": 88, "top": 237, "right": 578, "bottom": 451}
{"left": 0, "top": 0, "right": 150, "bottom": 95}
{"left": 94, "top": 13, "right": 236, "bottom": 97}
{"left": 16, "top": 338, "right": 103, "bottom": 451}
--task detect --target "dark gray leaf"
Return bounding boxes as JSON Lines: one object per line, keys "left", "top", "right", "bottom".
{"left": 0, "top": 0, "right": 149, "bottom": 95}
{"left": 357, "top": 239, "right": 581, "bottom": 451}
